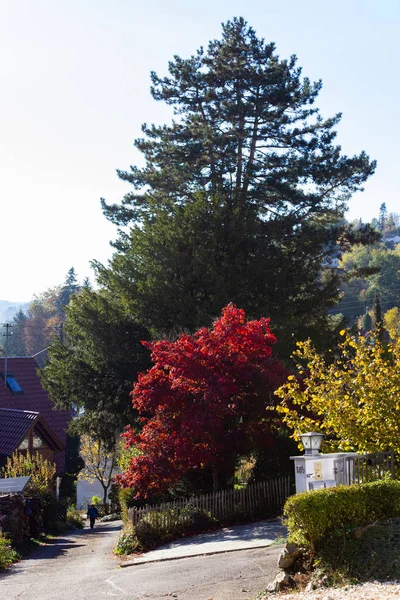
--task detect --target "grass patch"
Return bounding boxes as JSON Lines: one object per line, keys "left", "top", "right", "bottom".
{"left": 271, "top": 536, "right": 287, "bottom": 545}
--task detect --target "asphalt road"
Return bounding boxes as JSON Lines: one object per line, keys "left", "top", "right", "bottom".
{"left": 0, "top": 521, "right": 282, "bottom": 600}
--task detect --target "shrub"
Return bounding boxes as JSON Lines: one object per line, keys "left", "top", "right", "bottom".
{"left": 115, "top": 505, "right": 220, "bottom": 555}
{"left": 108, "top": 483, "right": 121, "bottom": 515}
{"left": 47, "top": 520, "right": 70, "bottom": 534}
{"left": 315, "top": 517, "right": 400, "bottom": 583}
{"left": 66, "top": 507, "right": 84, "bottom": 529}
{"left": 118, "top": 487, "right": 136, "bottom": 524}
{"left": 0, "top": 535, "right": 19, "bottom": 569}
{"left": 283, "top": 479, "right": 400, "bottom": 551}
{"left": 2, "top": 451, "right": 56, "bottom": 496}
{"left": 115, "top": 526, "right": 139, "bottom": 555}
{"left": 42, "top": 497, "right": 67, "bottom": 532}
{"left": 134, "top": 520, "right": 164, "bottom": 550}
{"left": 179, "top": 505, "right": 217, "bottom": 533}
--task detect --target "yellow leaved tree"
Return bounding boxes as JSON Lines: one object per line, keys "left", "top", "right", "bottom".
{"left": 275, "top": 331, "right": 400, "bottom": 455}
{"left": 384, "top": 307, "right": 400, "bottom": 340}
{"left": 78, "top": 434, "right": 120, "bottom": 510}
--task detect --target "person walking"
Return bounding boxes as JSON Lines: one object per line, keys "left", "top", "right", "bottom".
{"left": 87, "top": 504, "right": 99, "bottom": 529}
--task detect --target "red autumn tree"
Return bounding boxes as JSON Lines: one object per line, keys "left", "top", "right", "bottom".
{"left": 119, "top": 304, "right": 286, "bottom": 498}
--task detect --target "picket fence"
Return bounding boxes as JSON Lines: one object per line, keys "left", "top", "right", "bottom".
{"left": 128, "top": 476, "right": 293, "bottom": 527}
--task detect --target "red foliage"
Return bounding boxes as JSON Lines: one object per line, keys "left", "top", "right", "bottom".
{"left": 119, "top": 304, "right": 286, "bottom": 498}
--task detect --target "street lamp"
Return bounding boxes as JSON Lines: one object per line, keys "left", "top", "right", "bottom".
{"left": 300, "top": 432, "right": 324, "bottom": 455}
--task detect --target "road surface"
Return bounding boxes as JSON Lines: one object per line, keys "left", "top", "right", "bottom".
{"left": 0, "top": 521, "right": 282, "bottom": 599}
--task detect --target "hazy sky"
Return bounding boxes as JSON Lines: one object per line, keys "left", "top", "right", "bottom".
{"left": 1, "top": 0, "right": 399, "bottom": 302}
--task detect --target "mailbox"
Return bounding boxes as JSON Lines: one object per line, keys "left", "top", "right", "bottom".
{"left": 291, "top": 452, "right": 358, "bottom": 493}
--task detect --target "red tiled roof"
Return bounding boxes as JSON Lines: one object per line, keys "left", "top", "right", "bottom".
{"left": 0, "top": 358, "right": 70, "bottom": 472}
{"left": 0, "top": 408, "right": 39, "bottom": 455}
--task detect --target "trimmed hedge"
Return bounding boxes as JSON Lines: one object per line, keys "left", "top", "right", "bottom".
{"left": 283, "top": 479, "right": 400, "bottom": 550}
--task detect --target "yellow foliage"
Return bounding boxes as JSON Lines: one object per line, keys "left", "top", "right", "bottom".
{"left": 2, "top": 451, "right": 56, "bottom": 496}
{"left": 275, "top": 333, "right": 400, "bottom": 455}
{"left": 384, "top": 307, "right": 400, "bottom": 340}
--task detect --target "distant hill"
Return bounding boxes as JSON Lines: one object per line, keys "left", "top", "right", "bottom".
{"left": 0, "top": 300, "right": 29, "bottom": 324}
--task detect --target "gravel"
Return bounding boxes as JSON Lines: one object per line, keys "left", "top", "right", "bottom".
{"left": 272, "top": 581, "right": 400, "bottom": 599}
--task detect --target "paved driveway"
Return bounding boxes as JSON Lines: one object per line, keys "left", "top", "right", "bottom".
{"left": 0, "top": 520, "right": 284, "bottom": 600}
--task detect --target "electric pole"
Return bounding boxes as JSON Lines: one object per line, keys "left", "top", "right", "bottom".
{"left": 2, "top": 323, "right": 12, "bottom": 387}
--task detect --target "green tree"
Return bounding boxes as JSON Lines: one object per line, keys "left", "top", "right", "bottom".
{"left": 379, "top": 202, "right": 387, "bottom": 232}
{"left": 359, "top": 309, "right": 372, "bottom": 332}
{"left": 99, "top": 18, "right": 375, "bottom": 347}
{"left": 373, "top": 293, "right": 383, "bottom": 332}
{"left": 337, "top": 243, "right": 400, "bottom": 324}
{"left": 6, "top": 309, "right": 28, "bottom": 356}
{"left": 40, "top": 289, "right": 151, "bottom": 446}
{"left": 56, "top": 267, "right": 80, "bottom": 317}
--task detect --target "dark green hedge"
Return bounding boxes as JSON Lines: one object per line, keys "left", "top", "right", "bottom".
{"left": 283, "top": 479, "right": 400, "bottom": 550}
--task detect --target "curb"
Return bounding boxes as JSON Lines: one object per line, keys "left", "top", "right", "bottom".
{"left": 119, "top": 540, "right": 284, "bottom": 568}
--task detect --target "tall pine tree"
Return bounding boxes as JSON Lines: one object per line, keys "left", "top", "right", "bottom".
{"left": 98, "top": 18, "right": 376, "bottom": 346}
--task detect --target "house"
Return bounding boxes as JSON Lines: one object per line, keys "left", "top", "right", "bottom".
{"left": 0, "top": 407, "right": 64, "bottom": 470}
{"left": 0, "top": 357, "right": 70, "bottom": 474}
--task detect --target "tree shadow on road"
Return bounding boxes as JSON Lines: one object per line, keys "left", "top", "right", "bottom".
{"left": 84, "top": 523, "right": 122, "bottom": 533}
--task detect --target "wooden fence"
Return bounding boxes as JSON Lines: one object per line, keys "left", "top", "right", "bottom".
{"left": 128, "top": 476, "right": 293, "bottom": 527}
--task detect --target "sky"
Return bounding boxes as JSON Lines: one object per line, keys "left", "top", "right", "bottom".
{"left": 1, "top": 0, "right": 399, "bottom": 302}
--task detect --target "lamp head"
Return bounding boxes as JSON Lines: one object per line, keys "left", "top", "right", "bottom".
{"left": 300, "top": 431, "right": 324, "bottom": 455}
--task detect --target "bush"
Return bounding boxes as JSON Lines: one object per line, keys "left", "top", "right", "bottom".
{"left": 42, "top": 497, "right": 67, "bottom": 532}
{"left": 115, "top": 526, "right": 139, "bottom": 555}
{"left": 47, "top": 520, "right": 70, "bottom": 534}
{"left": 119, "top": 487, "right": 136, "bottom": 524}
{"left": 2, "top": 451, "right": 56, "bottom": 496}
{"left": 0, "top": 535, "right": 19, "bottom": 569}
{"left": 179, "top": 505, "right": 217, "bottom": 533}
{"left": 315, "top": 517, "right": 400, "bottom": 583}
{"left": 108, "top": 484, "right": 121, "bottom": 515}
{"left": 115, "top": 505, "right": 220, "bottom": 555}
{"left": 283, "top": 479, "right": 400, "bottom": 551}
{"left": 134, "top": 519, "right": 165, "bottom": 550}
{"left": 66, "top": 507, "right": 84, "bottom": 529}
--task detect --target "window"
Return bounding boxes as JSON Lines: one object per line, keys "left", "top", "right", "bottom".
{"left": 1, "top": 373, "right": 23, "bottom": 393}
{"left": 32, "top": 431, "right": 48, "bottom": 449}
{"left": 18, "top": 435, "right": 29, "bottom": 450}
{"left": 17, "top": 430, "right": 48, "bottom": 451}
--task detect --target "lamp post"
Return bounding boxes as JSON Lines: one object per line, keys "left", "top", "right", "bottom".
{"left": 300, "top": 431, "right": 324, "bottom": 456}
